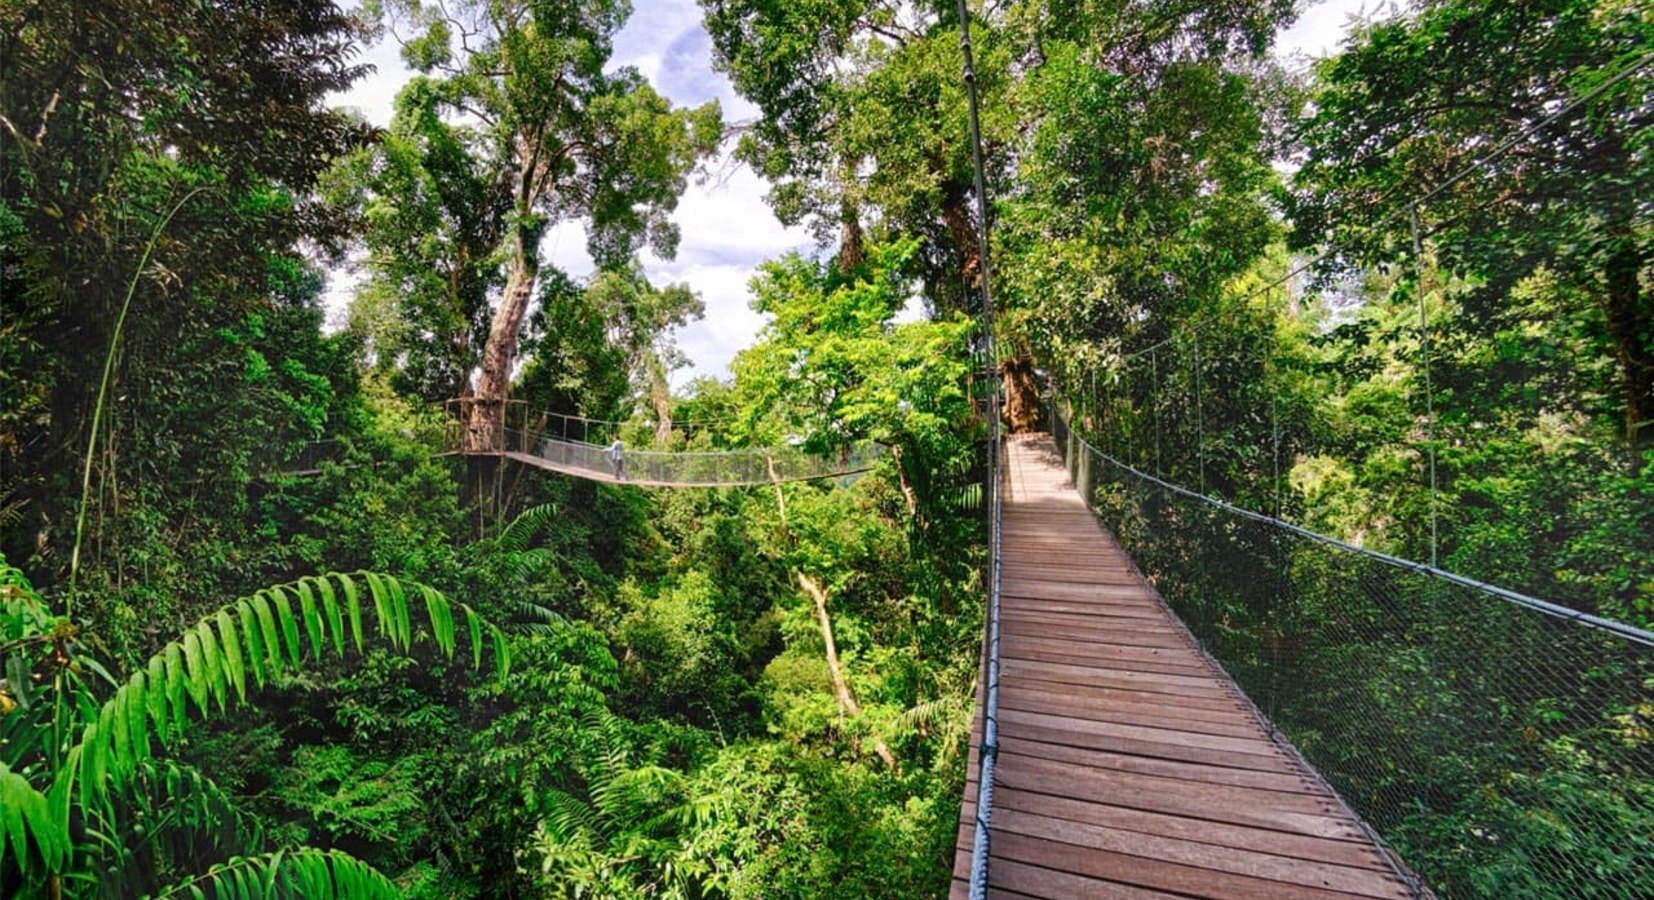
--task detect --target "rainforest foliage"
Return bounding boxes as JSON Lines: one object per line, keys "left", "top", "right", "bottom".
{"left": 1, "top": 0, "right": 1650, "bottom": 897}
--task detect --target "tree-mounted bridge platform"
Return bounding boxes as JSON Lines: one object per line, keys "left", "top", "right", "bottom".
{"left": 954, "top": 435, "right": 1420, "bottom": 899}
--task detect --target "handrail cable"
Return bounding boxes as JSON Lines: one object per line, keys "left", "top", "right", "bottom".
{"left": 956, "top": 1, "right": 1005, "bottom": 896}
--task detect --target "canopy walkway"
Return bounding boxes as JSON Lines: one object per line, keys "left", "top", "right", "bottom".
{"left": 956, "top": 413, "right": 1653, "bottom": 899}
{"left": 274, "top": 404, "right": 882, "bottom": 487}
{"left": 481, "top": 426, "right": 881, "bottom": 488}
{"left": 953, "top": 434, "right": 1419, "bottom": 899}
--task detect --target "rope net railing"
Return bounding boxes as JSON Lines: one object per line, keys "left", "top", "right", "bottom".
{"left": 1050, "top": 407, "right": 1654, "bottom": 898}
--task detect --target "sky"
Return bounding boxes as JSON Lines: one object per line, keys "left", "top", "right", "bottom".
{"left": 327, "top": 0, "right": 1381, "bottom": 386}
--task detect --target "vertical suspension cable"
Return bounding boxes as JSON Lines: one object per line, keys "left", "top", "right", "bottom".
{"left": 1269, "top": 290, "right": 1282, "bottom": 519}
{"left": 1152, "top": 348, "right": 1163, "bottom": 477}
{"left": 1411, "top": 205, "right": 1440, "bottom": 568}
{"left": 1194, "top": 330, "right": 1206, "bottom": 496}
{"left": 956, "top": 3, "right": 1003, "bottom": 897}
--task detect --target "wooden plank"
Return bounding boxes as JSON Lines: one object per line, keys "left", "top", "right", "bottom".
{"left": 998, "top": 673, "right": 1249, "bottom": 713}
{"left": 955, "top": 851, "right": 1187, "bottom": 899}
{"left": 999, "top": 657, "right": 1237, "bottom": 698}
{"left": 988, "top": 807, "right": 1409, "bottom": 898}
{"left": 999, "top": 620, "right": 1194, "bottom": 650}
{"left": 962, "top": 792, "right": 1397, "bottom": 873}
{"left": 987, "top": 830, "right": 1385, "bottom": 900}
{"left": 990, "top": 733, "right": 1326, "bottom": 795}
{"left": 997, "top": 683, "right": 1262, "bottom": 732}
{"left": 994, "top": 753, "right": 1354, "bottom": 826}
{"left": 989, "top": 709, "right": 1297, "bottom": 772}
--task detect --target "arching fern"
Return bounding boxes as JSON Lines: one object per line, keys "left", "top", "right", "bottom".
{"left": 0, "top": 560, "right": 510, "bottom": 898}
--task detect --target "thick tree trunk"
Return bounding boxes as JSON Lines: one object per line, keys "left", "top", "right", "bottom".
{"left": 1602, "top": 233, "right": 1653, "bottom": 470}
{"left": 466, "top": 225, "right": 540, "bottom": 452}
{"left": 939, "top": 177, "right": 982, "bottom": 314}
{"left": 651, "top": 366, "right": 673, "bottom": 446}
{"left": 837, "top": 201, "right": 866, "bottom": 275}
{"left": 797, "top": 571, "right": 898, "bottom": 771}
{"left": 1002, "top": 354, "right": 1042, "bottom": 433}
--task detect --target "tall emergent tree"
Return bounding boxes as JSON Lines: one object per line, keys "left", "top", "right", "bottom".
{"left": 372, "top": 0, "right": 721, "bottom": 451}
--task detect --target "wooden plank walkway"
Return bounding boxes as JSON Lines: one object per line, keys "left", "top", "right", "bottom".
{"left": 951, "top": 435, "right": 1418, "bottom": 899}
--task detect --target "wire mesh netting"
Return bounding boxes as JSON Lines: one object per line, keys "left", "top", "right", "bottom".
{"left": 1051, "top": 410, "right": 1654, "bottom": 899}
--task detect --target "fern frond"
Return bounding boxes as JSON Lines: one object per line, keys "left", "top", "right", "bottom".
{"left": 495, "top": 503, "right": 558, "bottom": 554}
{"left": 133, "top": 758, "right": 262, "bottom": 858}
{"left": 145, "top": 847, "right": 400, "bottom": 899}
{"left": 894, "top": 697, "right": 956, "bottom": 733}
{"left": 76, "top": 572, "right": 510, "bottom": 814}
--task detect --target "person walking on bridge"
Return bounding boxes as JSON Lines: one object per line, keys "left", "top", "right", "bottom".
{"left": 608, "top": 437, "right": 625, "bottom": 480}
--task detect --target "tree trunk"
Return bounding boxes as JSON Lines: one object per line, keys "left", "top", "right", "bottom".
{"left": 837, "top": 201, "right": 866, "bottom": 275}
{"left": 467, "top": 224, "right": 540, "bottom": 452}
{"left": 1002, "top": 354, "right": 1042, "bottom": 433}
{"left": 1602, "top": 232, "right": 1653, "bottom": 470}
{"left": 797, "top": 571, "right": 898, "bottom": 771}
{"left": 649, "top": 357, "right": 673, "bottom": 446}
{"left": 939, "top": 176, "right": 982, "bottom": 315}
{"left": 889, "top": 444, "right": 918, "bottom": 519}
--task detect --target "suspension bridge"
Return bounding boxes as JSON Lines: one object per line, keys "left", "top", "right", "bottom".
{"left": 950, "top": 408, "right": 1653, "bottom": 899}
{"left": 275, "top": 403, "right": 883, "bottom": 488}
{"left": 952, "top": 431, "right": 1421, "bottom": 898}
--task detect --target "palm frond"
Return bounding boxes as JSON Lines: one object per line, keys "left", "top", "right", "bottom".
{"left": 77, "top": 572, "right": 510, "bottom": 817}
{"left": 495, "top": 503, "right": 558, "bottom": 554}
{"left": 145, "top": 847, "right": 400, "bottom": 899}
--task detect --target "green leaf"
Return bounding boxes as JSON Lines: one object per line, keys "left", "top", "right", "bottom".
{"left": 316, "top": 576, "right": 346, "bottom": 656}
{"left": 123, "top": 671, "right": 150, "bottom": 767}
{"left": 422, "top": 584, "right": 454, "bottom": 656}
{"left": 271, "top": 586, "right": 304, "bottom": 669}
{"left": 239, "top": 598, "right": 269, "bottom": 689}
{"left": 182, "top": 630, "right": 209, "bottom": 715}
{"left": 492, "top": 624, "right": 511, "bottom": 680}
{"left": 364, "top": 572, "right": 396, "bottom": 648}
{"left": 467, "top": 609, "right": 484, "bottom": 670}
{"left": 253, "top": 592, "right": 284, "bottom": 679}
{"left": 196, "top": 619, "right": 228, "bottom": 712}
{"left": 340, "top": 574, "right": 365, "bottom": 653}
{"left": 296, "top": 579, "right": 324, "bottom": 660}
{"left": 163, "top": 642, "right": 188, "bottom": 735}
{"left": 145, "top": 655, "right": 169, "bottom": 744}
{"left": 216, "top": 610, "right": 247, "bottom": 703}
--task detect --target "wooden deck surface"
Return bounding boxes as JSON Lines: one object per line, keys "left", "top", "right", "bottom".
{"left": 951, "top": 435, "right": 1417, "bottom": 899}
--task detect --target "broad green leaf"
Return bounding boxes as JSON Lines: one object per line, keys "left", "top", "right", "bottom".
{"left": 296, "top": 579, "right": 324, "bottom": 660}
{"left": 253, "top": 593, "right": 284, "bottom": 679}
{"left": 217, "top": 610, "right": 247, "bottom": 702}
{"left": 316, "top": 576, "right": 346, "bottom": 656}
{"left": 196, "top": 620, "right": 227, "bottom": 712}
{"left": 271, "top": 586, "right": 303, "bottom": 669}
{"left": 423, "top": 584, "right": 454, "bottom": 656}
{"left": 163, "top": 642, "right": 188, "bottom": 737}
{"left": 467, "top": 609, "right": 483, "bottom": 670}
{"left": 340, "top": 574, "right": 365, "bottom": 653}
{"left": 239, "top": 599, "right": 269, "bottom": 689}
{"left": 182, "top": 630, "right": 209, "bottom": 715}
{"left": 364, "top": 572, "right": 395, "bottom": 647}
